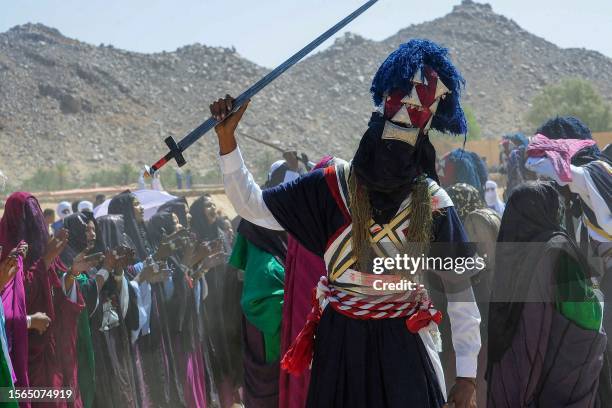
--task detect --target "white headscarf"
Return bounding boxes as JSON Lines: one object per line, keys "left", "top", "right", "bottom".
{"left": 266, "top": 159, "right": 301, "bottom": 187}
{"left": 56, "top": 201, "right": 73, "bottom": 220}
{"left": 485, "top": 180, "right": 505, "bottom": 215}
{"left": 78, "top": 200, "right": 94, "bottom": 213}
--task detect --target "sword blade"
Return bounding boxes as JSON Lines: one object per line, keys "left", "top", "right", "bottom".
{"left": 149, "top": 0, "right": 378, "bottom": 173}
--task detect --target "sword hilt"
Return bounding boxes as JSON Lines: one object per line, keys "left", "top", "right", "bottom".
{"left": 146, "top": 136, "right": 185, "bottom": 176}
{"left": 165, "top": 136, "right": 186, "bottom": 167}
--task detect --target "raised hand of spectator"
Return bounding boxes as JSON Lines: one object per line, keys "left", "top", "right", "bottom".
{"left": 154, "top": 234, "right": 176, "bottom": 261}
{"left": 191, "top": 241, "right": 225, "bottom": 279}
{"left": 71, "top": 251, "right": 103, "bottom": 276}
{"left": 0, "top": 247, "right": 18, "bottom": 289}
{"left": 102, "top": 248, "right": 119, "bottom": 271}
{"left": 196, "top": 240, "right": 220, "bottom": 266}
{"left": 182, "top": 240, "right": 197, "bottom": 267}
{"left": 139, "top": 261, "right": 170, "bottom": 284}
{"left": 28, "top": 312, "right": 51, "bottom": 335}
{"left": 44, "top": 228, "right": 69, "bottom": 269}
{"left": 13, "top": 242, "right": 29, "bottom": 258}
{"left": 200, "top": 251, "right": 226, "bottom": 271}
{"left": 116, "top": 246, "right": 136, "bottom": 270}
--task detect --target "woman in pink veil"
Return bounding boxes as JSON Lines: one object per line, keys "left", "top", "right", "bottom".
{"left": 279, "top": 156, "right": 343, "bottom": 408}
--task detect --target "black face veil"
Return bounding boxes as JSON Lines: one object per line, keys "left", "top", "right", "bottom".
{"left": 351, "top": 112, "right": 439, "bottom": 224}
{"left": 108, "top": 192, "right": 151, "bottom": 261}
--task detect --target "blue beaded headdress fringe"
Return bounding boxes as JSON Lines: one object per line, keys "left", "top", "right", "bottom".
{"left": 370, "top": 39, "right": 468, "bottom": 135}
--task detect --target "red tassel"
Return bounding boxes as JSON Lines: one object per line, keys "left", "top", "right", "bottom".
{"left": 281, "top": 288, "right": 321, "bottom": 376}
{"left": 184, "top": 271, "right": 194, "bottom": 289}
{"left": 406, "top": 309, "right": 443, "bottom": 333}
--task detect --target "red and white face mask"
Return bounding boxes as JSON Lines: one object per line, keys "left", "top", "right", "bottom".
{"left": 383, "top": 66, "right": 450, "bottom": 134}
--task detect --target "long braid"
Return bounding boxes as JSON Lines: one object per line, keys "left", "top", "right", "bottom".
{"left": 404, "top": 176, "right": 433, "bottom": 254}
{"left": 402, "top": 176, "right": 434, "bottom": 281}
{"left": 348, "top": 170, "right": 372, "bottom": 273}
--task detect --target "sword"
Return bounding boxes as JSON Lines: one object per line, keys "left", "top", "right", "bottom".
{"left": 146, "top": 0, "right": 379, "bottom": 175}
{"left": 238, "top": 132, "right": 285, "bottom": 153}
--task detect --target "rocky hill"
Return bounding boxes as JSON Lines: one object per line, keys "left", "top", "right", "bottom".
{"left": 1, "top": 0, "right": 611, "bottom": 183}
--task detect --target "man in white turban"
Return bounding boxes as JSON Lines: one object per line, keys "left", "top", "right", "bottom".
{"left": 484, "top": 180, "right": 505, "bottom": 215}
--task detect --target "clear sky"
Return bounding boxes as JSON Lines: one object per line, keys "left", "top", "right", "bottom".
{"left": 1, "top": 0, "right": 611, "bottom": 68}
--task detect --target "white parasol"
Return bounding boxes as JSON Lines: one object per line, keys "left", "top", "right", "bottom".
{"left": 93, "top": 189, "right": 178, "bottom": 221}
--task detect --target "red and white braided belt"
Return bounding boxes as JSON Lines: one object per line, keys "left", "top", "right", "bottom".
{"left": 281, "top": 276, "right": 442, "bottom": 375}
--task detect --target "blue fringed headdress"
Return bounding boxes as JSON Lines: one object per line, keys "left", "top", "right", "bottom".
{"left": 370, "top": 39, "right": 467, "bottom": 135}
{"left": 536, "top": 116, "right": 592, "bottom": 140}
{"left": 503, "top": 132, "right": 529, "bottom": 146}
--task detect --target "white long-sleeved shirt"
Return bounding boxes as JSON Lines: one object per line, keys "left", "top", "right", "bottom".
{"left": 220, "top": 146, "right": 481, "bottom": 378}
{"left": 568, "top": 164, "right": 611, "bottom": 238}
{"left": 526, "top": 157, "right": 611, "bottom": 239}
{"left": 221, "top": 147, "right": 283, "bottom": 231}
{"left": 61, "top": 273, "right": 79, "bottom": 303}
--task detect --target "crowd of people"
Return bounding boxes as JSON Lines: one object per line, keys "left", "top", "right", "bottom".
{"left": 0, "top": 190, "right": 246, "bottom": 408}
{"left": 0, "top": 38, "right": 611, "bottom": 408}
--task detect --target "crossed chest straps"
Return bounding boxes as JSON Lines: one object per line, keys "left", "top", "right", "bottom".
{"left": 323, "top": 164, "right": 450, "bottom": 295}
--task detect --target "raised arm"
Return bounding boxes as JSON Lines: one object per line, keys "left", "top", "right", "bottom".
{"left": 211, "top": 95, "right": 283, "bottom": 231}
